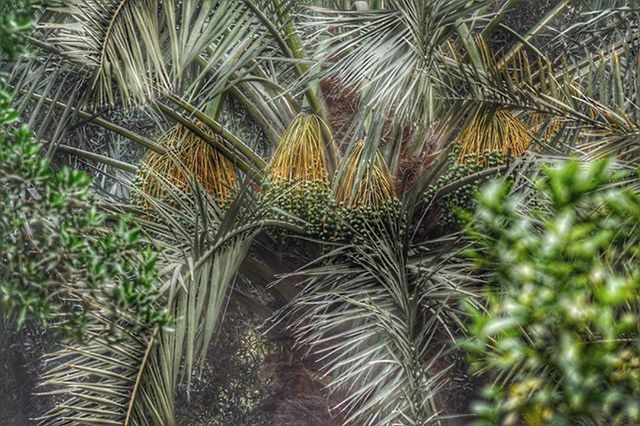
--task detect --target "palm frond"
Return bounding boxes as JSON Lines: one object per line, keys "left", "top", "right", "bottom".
{"left": 545, "top": 2, "right": 639, "bottom": 61}
{"left": 302, "top": 0, "right": 492, "bottom": 126}
{"left": 37, "top": 177, "right": 270, "bottom": 423}
{"left": 39, "top": 0, "right": 265, "bottom": 107}
{"left": 280, "top": 221, "right": 475, "bottom": 424}
{"left": 36, "top": 322, "right": 170, "bottom": 426}
{"left": 441, "top": 37, "right": 640, "bottom": 165}
{"left": 5, "top": 0, "right": 278, "bottom": 163}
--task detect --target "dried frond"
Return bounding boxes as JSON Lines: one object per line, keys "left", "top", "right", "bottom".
{"left": 458, "top": 109, "right": 532, "bottom": 163}
{"left": 266, "top": 113, "right": 331, "bottom": 186}
{"left": 334, "top": 141, "right": 396, "bottom": 209}
{"left": 136, "top": 123, "right": 237, "bottom": 206}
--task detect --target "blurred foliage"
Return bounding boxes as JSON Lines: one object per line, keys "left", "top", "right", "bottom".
{"left": 0, "top": 0, "right": 39, "bottom": 61}
{"left": 463, "top": 159, "right": 640, "bottom": 425}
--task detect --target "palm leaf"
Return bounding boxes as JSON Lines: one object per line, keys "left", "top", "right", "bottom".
{"left": 441, "top": 36, "right": 640, "bottom": 165}
{"left": 280, "top": 220, "right": 476, "bottom": 424}
{"left": 302, "top": 0, "right": 492, "bottom": 127}
{"left": 36, "top": 323, "right": 170, "bottom": 426}
{"left": 40, "top": 0, "right": 266, "bottom": 107}
{"left": 36, "top": 176, "right": 270, "bottom": 423}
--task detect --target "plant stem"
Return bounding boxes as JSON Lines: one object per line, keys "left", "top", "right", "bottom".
{"left": 56, "top": 144, "right": 138, "bottom": 173}
{"left": 156, "top": 102, "right": 262, "bottom": 179}
{"left": 163, "top": 94, "right": 267, "bottom": 171}
{"left": 16, "top": 90, "right": 165, "bottom": 154}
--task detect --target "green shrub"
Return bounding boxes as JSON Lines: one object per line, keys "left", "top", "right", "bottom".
{"left": 0, "top": 0, "right": 38, "bottom": 60}
{"left": 0, "top": 4, "right": 169, "bottom": 335}
{"left": 0, "top": 102, "right": 170, "bottom": 336}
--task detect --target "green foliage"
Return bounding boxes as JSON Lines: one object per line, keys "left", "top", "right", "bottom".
{"left": 463, "top": 159, "right": 640, "bottom": 425}
{"left": 0, "top": 108, "right": 170, "bottom": 336}
{"left": 0, "top": 0, "right": 38, "bottom": 61}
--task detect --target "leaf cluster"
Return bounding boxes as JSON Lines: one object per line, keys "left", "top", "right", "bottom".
{"left": 463, "top": 159, "right": 640, "bottom": 425}
{"left": 0, "top": 0, "right": 39, "bottom": 61}
{"left": 0, "top": 93, "right": 170, "bottom": 337}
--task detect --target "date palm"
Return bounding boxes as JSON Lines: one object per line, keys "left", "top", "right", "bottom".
{"left": 3, "top": 0, "right": 640, "bottom": 424}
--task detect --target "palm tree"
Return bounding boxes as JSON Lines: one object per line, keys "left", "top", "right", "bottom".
{"left": 3, "top": 0, "right": 640, "bottom": 424}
